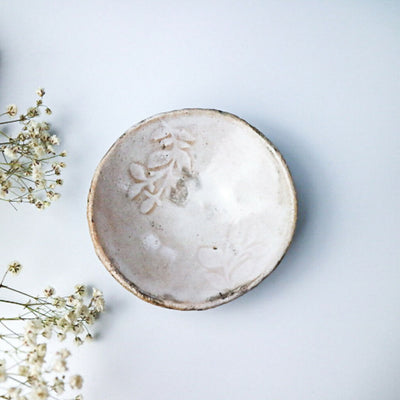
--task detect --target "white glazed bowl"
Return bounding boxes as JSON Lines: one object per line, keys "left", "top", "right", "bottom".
{"left": 87, "top": 109, "right": 297, "bottom": 310}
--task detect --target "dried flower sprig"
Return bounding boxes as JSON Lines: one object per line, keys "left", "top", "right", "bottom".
{"left": 0, "top": 262, "right": 105, "bottom": 400}
{"left": 0, "top": 89, "right": 66, "bottom": 209}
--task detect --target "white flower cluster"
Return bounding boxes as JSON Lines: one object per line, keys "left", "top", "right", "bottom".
{"left": 0, "top": 263, "right": 105, "bottom": 400}
{"left": 0, "top": 89, "right": 66, "bottom": 209}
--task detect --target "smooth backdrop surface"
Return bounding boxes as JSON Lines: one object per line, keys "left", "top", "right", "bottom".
{"left": 0, "top": 1, "right": 399, "bottom": 399}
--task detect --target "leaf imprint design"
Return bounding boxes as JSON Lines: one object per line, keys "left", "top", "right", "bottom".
{"left": 127, "top": 128, "right": 196, "bottom": 214}
{"left": 197, "top": 224, "right": 268, "bottom": 291}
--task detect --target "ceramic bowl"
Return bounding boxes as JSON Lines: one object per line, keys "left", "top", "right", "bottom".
{"left": 87, "top": 109, "right": 297, "bottom": 310}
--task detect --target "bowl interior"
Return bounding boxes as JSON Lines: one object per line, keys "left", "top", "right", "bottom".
{"left": 87, "top": 109, "right": 297, "bottom": 310}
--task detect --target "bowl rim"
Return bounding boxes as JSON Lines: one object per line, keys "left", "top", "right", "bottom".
{"left": 87, "top": 108, "right": 298, "bottom": 311}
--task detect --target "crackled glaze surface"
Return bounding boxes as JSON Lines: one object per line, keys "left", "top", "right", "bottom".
{"left": 88, "top": 109, "right": 297, "bottom": 310}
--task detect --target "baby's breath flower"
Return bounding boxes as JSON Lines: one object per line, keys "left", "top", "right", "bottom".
{"left": 91, "top": 288, "right": 105, "bottom": 312}
{"left": 7, "top": 387, "right": 23, "bottom": 400}
{"left": 36, "top": 88, "right": 45, "bottom": 97}
{"left": 0, "top": 359, "right": 7, "bottom": 383}
{"left": 52, "top": 358, "right": 67, "bottom": 373}
{"left": 77, "top": 304, "right": 89, "bottom": 318}
{"left": 85, "top": 333, "right": 93, "bottom": 342}
{"left": 56, "top": 317, "right": 70, "bottom": 332}
{"left": 6, "top": 104, "right": 17, "bottom": 116}
{"left": 52, "top": 377, "right": 65, "bottom": 394}
{"left": 46, "top": 144, "right": 55, "bottom": 154}
{"left": 0, "top": 262, "right": 105, "bottom": 399}
{"left": 58, "top": 349, "right": 71, "bottom": 360}
{"left": 53, "top": 296, "right": 66, "bottom": 308}
{"left": 67, "top": 294, "right": 81, "bottom": 307}
{"left": 30, "top": 384, "right": 48, "bottom": 400}
{"left": 94, "top": 298, "right": 105, "bottom": 312}
{"left": 49, "top": 135, "right": 59, "bottom": 145}
{"left": 41, "top": 326, "right": 52, "bottom": 339}
{"left": 56, "top": 332, "right": 66, "bottom": 342}
{"left": 35, "top": 200, "right": 44, "bottom": 209}
{"left": 69, "top": 374, "right": 83, "bottom": 390}
{"left": 73, "top": 324, "right": 84, "bottom": 335}
{"left": 24, "top": 328, "right": 38, "bottom": 347}
{"left": 26, "top": 107, "right": 39, "bottom": 118}
{"left": 0, "top": 90, "right": 65, "bottom": 208}
{"left": 37, "top": 343, "right": 47, "bottom": 357}
{"left": 84, "top": 314, "right": 95, "bottom": 325}
{"left": 18, "top": 364, "right": 29, "bottom": 377}
{"left": 75, "top": 284, "right": 86, "bottom": 297}
{"left": 8, "top": 261, "right": 22, "bottom": 275}
{"left": 4, "top": 146, "right": 17, "bottom": 160}
{"left": 46, "top": 191, "right": 60, "bottom": 201}
{"left": 43, "top": 286, "right": 55, "bottom": 297}
{"left": 26, "top": 319, "right": 42, "bottom": 333}
{"left": 32, "top": 163, "right": 44, "bottom": 181}
{"left": 66, "top": 310, "right": 77, "bottom": 323}
{"left": 33, "top": 145, "right": 46, "bottom": 158}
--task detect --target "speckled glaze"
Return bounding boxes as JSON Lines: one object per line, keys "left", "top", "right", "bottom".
{"left": 87, "top": 109, "right": 297, "bottom": 310}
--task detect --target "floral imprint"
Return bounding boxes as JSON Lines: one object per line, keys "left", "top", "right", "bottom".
{"left": 197, "top": 224, "right": 268, "bottom": 291}
{"left": 127, "top": 127, "right": 196, "bottom": 214}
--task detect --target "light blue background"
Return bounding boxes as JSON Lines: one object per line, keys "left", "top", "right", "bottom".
{"left": 1, "top": 1, "right": 399, "bottom": 399}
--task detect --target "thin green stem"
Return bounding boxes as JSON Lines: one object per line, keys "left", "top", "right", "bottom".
{"left": 0, "top": 270, "right": 8, "bottom": 285}
{"left": 0, "top": 118, "right": 23, "bottom": 126}
{"left": 0, "top": 333, "right": 19, "bottom": 338}
{"left": 0, "top": 317, "right": 36, "bottom": 321}
{"left": 7, "top": 376, "right": 30, "bottom": 389}
{"left": 0, "top": 321, "right": 19, "bottom": 336}
{"left": 0, "top": 285, "right": 40, "bottom": 301}
{"left": 0, "top": 336, "right": 20, "bottom": 352}
{"left": 0, "top": 299, "right": 43, "bottom": 307}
